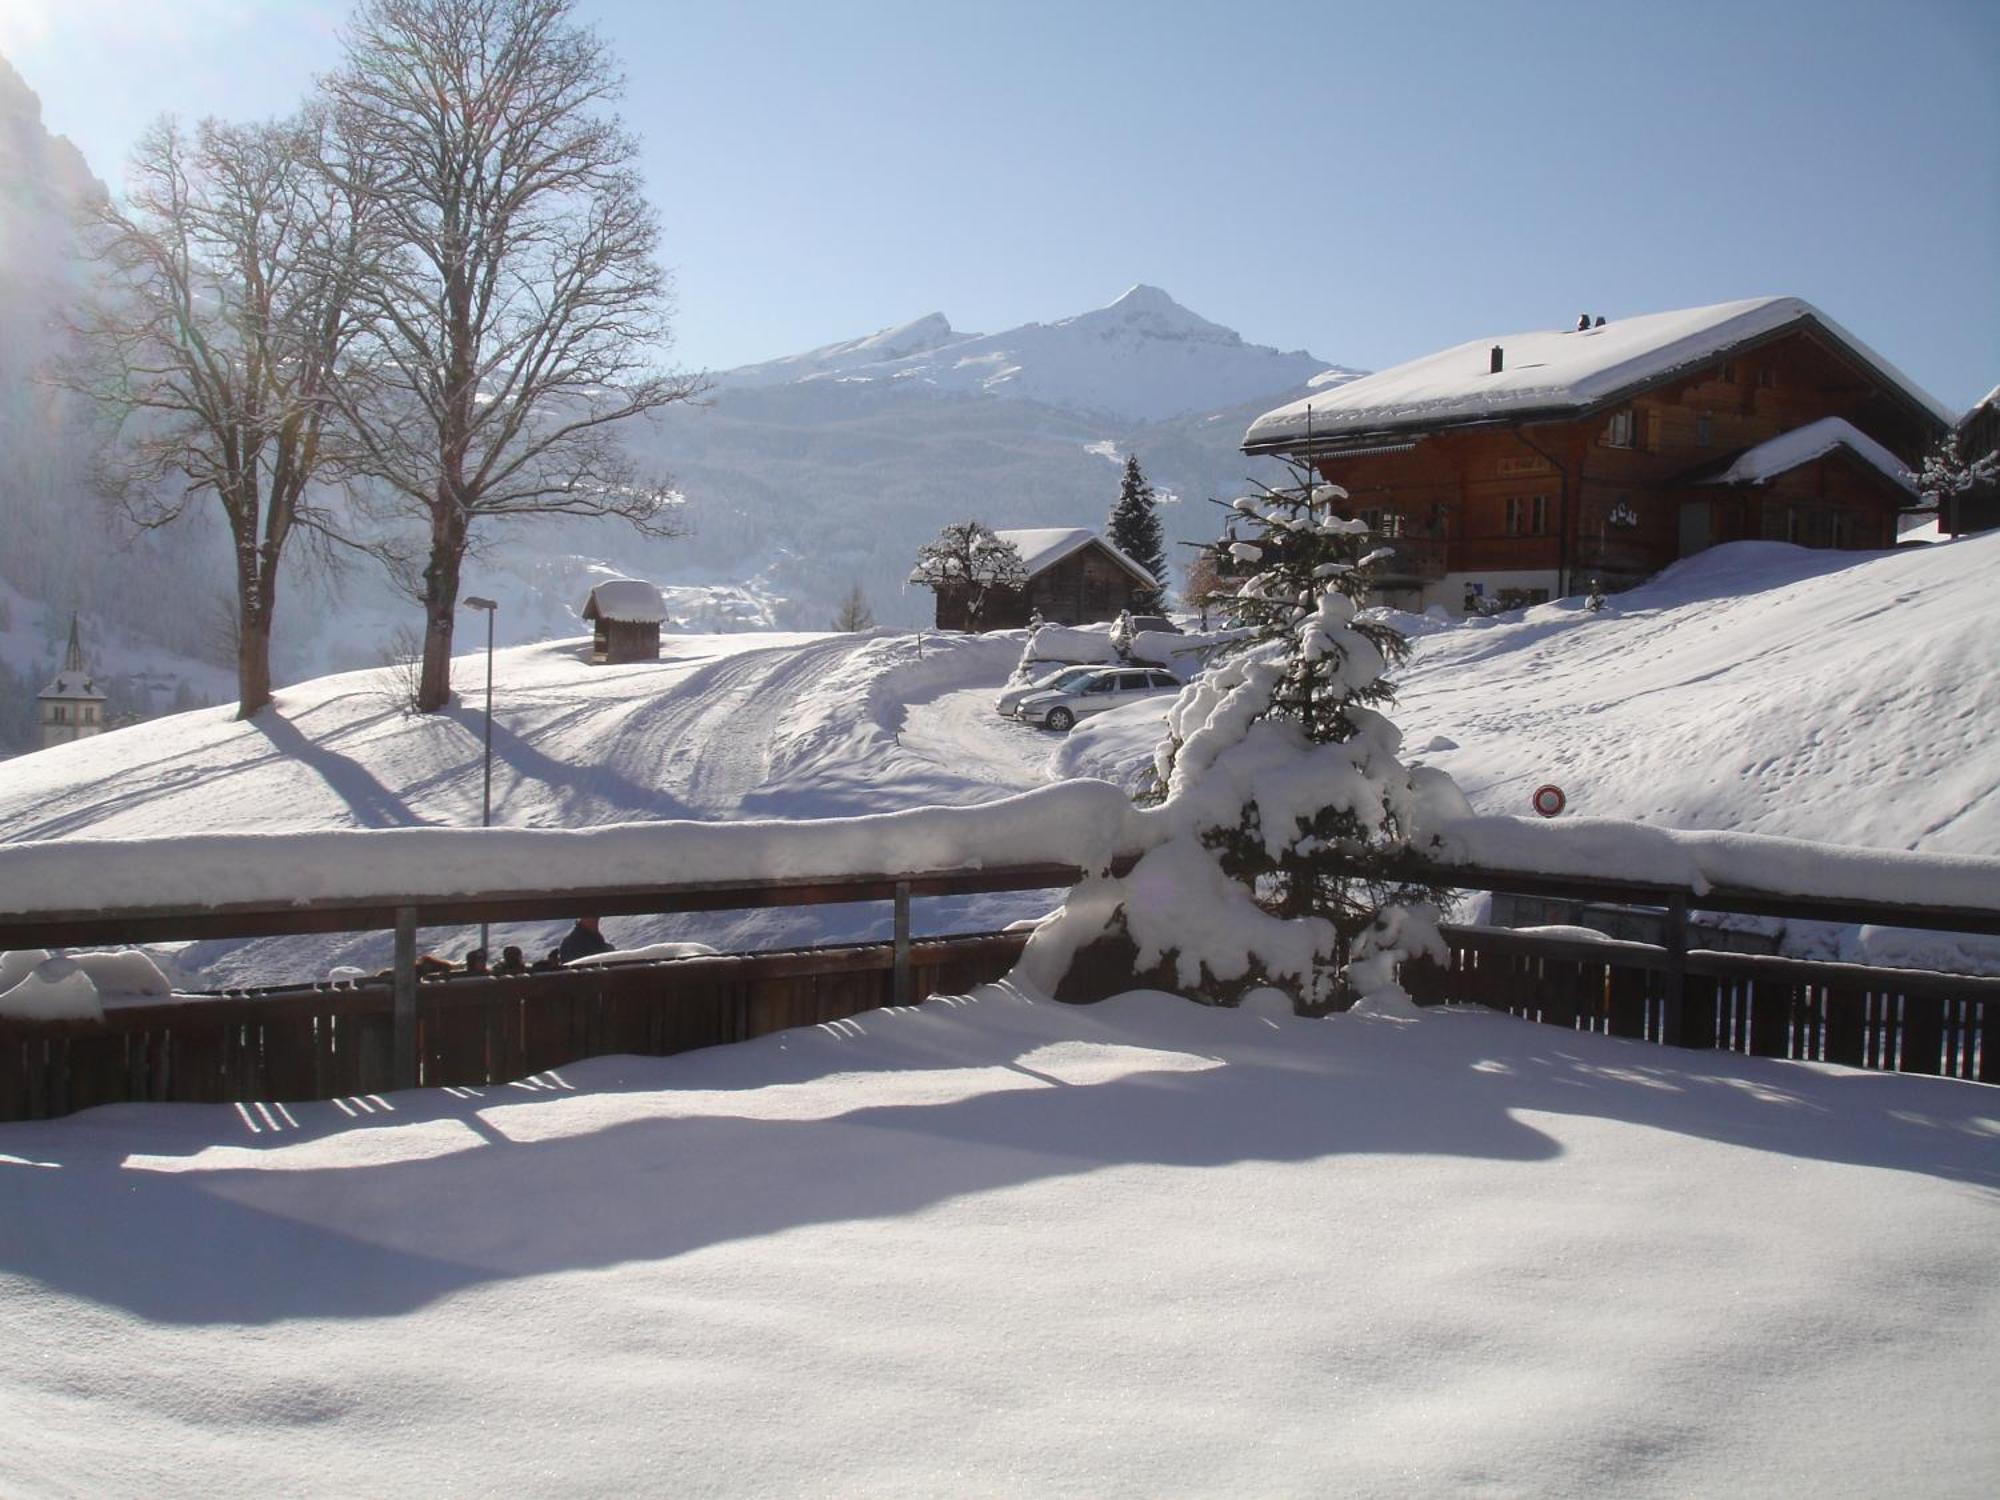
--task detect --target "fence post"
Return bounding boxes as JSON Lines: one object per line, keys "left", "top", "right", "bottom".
{"left": 393, "top": 906, "right": 418, "bottom": 1090}
{"left": 1659, "top": 894, "right": 1689, "bottom": 1047}
{"left": 893, "top": 880, "right": 912, "bottom": 1007}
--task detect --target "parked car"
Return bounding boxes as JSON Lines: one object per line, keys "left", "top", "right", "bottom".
{"left": 1122, "top": 615, "right": 1182, "bottom": 637}
{"left": 996, "top": 664, "right": 1102, "bottom": 718}
{"left": 1016, "top": 666, "right": 1182, "bottom": 732}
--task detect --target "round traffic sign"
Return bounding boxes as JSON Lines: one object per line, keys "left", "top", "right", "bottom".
{"left": 1531, "top": 784, "right": 1567, "bottom": 818}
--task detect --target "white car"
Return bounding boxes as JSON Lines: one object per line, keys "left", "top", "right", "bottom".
{"left": 1016, "top": 666, "right": 1182, "bottom": 732}
{"left": 995, "top": 665, "right": 1102, "bottom": 718}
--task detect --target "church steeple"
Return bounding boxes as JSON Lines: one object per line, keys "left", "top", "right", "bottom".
{"left": 37, "top": 614, "right": 108, "bottom": 750}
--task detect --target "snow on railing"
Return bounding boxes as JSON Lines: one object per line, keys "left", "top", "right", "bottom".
{"left": 0, "top": 782, "right": 1148, "bottom": 921}
{"left": 1431, "top": 816, "right": 2000, "bottom": 920}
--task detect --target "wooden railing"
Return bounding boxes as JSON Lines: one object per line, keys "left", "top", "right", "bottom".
{"left": 0, "top": 863, "right": 1085, "bottom": 1122}
{"left": 3, "top": 850, "right": 1995, "bottom": 1121}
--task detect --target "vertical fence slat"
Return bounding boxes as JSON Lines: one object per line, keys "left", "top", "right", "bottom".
{"left": 1899, "top": 992, "right": 1946, "bottom": 1077}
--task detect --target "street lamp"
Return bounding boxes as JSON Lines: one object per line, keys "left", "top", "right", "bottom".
{"left": 463, "top": 596, "right": 499, "bottom": 958}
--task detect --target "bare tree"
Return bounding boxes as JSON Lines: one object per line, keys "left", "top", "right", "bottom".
{"left": 908, "top": 520, "right": 1028, "bottom": 631}
{"left": 831, "top": 582, "right": 876, "bottom": 632}
{"left": 321, "top": 0, "right": 703, "bottom": 712}
{"left": 62, "top": 112, "right": 375, "bottom": 717}
{"left": 1181, "top": 545, "right": 1231, "bottom": 629}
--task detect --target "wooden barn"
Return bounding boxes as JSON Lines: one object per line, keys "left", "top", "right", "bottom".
{"left": 580, "top": 579, "right": 665, "bottom": 663}
{"left": 1240, "top": 297, "right": 1951, "bottom": 612}
{"left": 932, "top": 527, "right": 1158, "bottom": 631}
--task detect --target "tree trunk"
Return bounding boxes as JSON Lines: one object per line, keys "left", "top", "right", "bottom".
{"left": 236, "top": 616, "right": 273, "bottom": 719}
{"left": 231, "top": 524, "right": 272, "bottom": 719}
{"left": 415, "top": 502, "right": 468, "bottom": 712}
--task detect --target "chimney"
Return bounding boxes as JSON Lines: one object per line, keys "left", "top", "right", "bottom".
{"left": 1490, "top": 345, "right": 1504, "bottom": 374}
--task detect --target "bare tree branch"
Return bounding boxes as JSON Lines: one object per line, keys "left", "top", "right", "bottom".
{"left": 318, "top": 0, "right": 706, "bottom": 711}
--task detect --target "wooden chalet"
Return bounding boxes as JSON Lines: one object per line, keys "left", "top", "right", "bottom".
{"left": 933, "top": 528, "right": 1158, "bottom": 631}
{"left": 580, "top": 579, "right": 665, "bottom": 663}
{"left": 1241, "top": 298, "right": 1951, "bottom": 612}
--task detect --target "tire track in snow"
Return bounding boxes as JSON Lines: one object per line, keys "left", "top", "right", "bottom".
{"left": 596, "top": 635, "right": 879, "bottom": 817}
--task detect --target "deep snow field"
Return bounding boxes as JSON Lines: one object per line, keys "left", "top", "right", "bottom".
{"left": 3, "top": 536, "right": 1997, "bottom": 1495}
{"left": 3, "top": 988, "right": 1995, "bottom": 1497}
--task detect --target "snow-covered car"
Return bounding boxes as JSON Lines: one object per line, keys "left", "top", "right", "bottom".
{"left": 996, "top": 665, "right": 1102, "bottom": 718}
{"left": 1016, "top": 667, "right": 1182, "bottom": 732}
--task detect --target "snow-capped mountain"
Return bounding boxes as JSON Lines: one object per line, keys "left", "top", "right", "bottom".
{"left": 714, "top": 284, "right": 1361, "bottom": 423}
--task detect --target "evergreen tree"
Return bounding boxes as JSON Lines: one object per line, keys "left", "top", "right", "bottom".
{"left": 1022, "top": 460, "right": 1466, "bottom": 1015}
{"left": 1105, "top": 454, "right": 1168, "bottom": 612}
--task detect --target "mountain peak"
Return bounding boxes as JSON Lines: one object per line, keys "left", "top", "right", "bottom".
{"left": 1108, "top": 283, "right": 1181, "bottom": 313}
{"left": 715, "top": 284, "right": 1349, "bottom": 422}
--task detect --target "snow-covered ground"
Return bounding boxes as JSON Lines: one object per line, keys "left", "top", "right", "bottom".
{"left": 3, "top": 534, "right": 1998, "bottom": 981}
{"left": 4, "top": 539, "right": 1997, "bottom": 1494}
{"left": 1392, "top": 535, "right": 1999, "bottom": 854}
{"left": 1, "top": 989, "right": 1992, "bottom": 1496}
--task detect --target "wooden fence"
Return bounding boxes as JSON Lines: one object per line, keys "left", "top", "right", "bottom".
{"left": 0, "top": 932, "right": 1030, "bottom": 1123}
{"left": 1406, "top": 927, "right": 1997, "bottom": 1083}
{"left": 2, "top": 852, "right": 1996, "bottom": 1121}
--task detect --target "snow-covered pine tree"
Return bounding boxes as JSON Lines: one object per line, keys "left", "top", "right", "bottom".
{"left": 1105, "top": 455, "right": 1169, "bottom": 613}
{"left": 1020, "top": 460, "right": 1468, "bottom": 1016}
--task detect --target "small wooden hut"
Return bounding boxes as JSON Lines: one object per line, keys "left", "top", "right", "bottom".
{"left": 581, "top": 579, "right": 665, "bottom": 663}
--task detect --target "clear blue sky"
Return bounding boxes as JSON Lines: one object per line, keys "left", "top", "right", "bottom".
{"left": 7, "top": 0, "right": 1996, "bottom": 408}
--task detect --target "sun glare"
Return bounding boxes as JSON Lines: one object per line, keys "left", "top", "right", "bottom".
{"left": 0, "top": 0, "right": 57, "bottom": 56}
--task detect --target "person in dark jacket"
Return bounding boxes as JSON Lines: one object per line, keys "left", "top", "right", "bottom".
{"left": 556, "top": 915, "right": 614, "bottom": 965}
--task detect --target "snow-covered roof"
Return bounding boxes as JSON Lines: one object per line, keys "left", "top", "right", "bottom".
{"left": 1244, "top": 296, "right": 1953, "bottom": 451}
{"left": 993, "top": 527, "right": 1157, "bottom": 588}
{"left": 581, "top": 579, "right": 666, "bottom": 624}
{"left": 37, "top": 615, "right": 104, "bottom": 700}
{"left": 1696, "top": 416, "right": 1916, "bottom": 494}
{"left": 37, "top": 671, "right": 104, "bottom": 702}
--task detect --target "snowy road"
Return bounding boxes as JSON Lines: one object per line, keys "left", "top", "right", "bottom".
{"left": 898, "top": 684, "right": 1057, "bottom": 790}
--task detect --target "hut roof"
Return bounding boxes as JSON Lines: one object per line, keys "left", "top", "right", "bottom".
{"left": 581, "top": 579, "right": 666, "bottom": 624}
{"left": 1688, "top": 416, "right": 1916, "bottom": 494}
{"left": 992, "top": 527, "right": 1157, "bottom": 588}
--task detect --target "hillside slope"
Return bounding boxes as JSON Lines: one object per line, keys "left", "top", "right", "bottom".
{"left": 1391, "top": 534, "right": 1999, "bottom": 856}
{"left": 3, "top": 534, "right": 1994, "bottom": 980}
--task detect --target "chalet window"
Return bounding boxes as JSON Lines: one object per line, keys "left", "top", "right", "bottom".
{"left": 1603, "top": 408, "right": 1637, "bottom": 448}
{"left": 1361, "top": 508, "right": 1405, "bottom": 538}
{"left": 1758, "top": 366, "right": 1778, "bottom": 390}
{"left": 1696, "top": 411, "right": 1713, "bottom": 448}
{"left": 1506, "top": 495, "right": 1550, "bottom": 536}
{"left": 1718, "top": 361, "right": 1738, "bottom": 384}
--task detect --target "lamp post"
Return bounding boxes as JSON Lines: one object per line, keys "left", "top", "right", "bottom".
{"left": 463, "top": 596, "right": 498, "bottom": 958}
